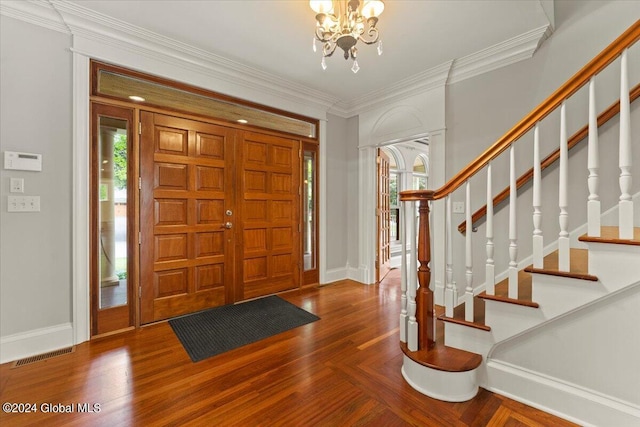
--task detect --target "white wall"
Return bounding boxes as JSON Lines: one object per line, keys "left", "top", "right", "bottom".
{"left": 325, "top": 113, "right": 349, "bottom": 274}
{"left": 444, "top": 1, "right": 640, "bottom": 294}
{"left": 0, "top": 16, "right": 73, "bottom": 336}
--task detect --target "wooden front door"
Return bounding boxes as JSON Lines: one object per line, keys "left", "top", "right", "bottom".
{"left": 140, "top": 112, "right": 301, "bottom": 323}
{"left": 236, "top": 131, "right": 300, "bottom": 300}
{"left": 140, "top": 112, "right": 235, "bottom": 323}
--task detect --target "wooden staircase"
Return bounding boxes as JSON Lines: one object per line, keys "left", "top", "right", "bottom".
{"left": 397, "top": 20, "right": 640, "bottom": 426}
{"left": 439, "top": 226, "right": 639, "bottom": 342}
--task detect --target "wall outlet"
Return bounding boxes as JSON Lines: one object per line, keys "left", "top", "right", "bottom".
{"left": 10, "top": 178, "right": 24, "bottom": 193}
{"left": 453, "top": 201, "right": 465, "bottom": 214}
{"left": 7, "top": 196, "right": 40, "bottom": 212}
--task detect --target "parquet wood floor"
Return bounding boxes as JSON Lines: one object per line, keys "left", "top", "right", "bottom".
{"left": 0, "top": 272, "right": 577, "bottom": 426}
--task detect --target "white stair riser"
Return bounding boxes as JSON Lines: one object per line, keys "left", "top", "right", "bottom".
{"left": 401, "top": 355, "right": 479, "bottom": 402}
{"left": 484, "top": 300, "right": 545, "bottom": 342}
{"left": 586, "top": 243, "right": 640, "bottom": 288}
{"left": 531, "top": 275, "right": 606, "bottom": 318}
{"left": 444, "top": 322, "right": 493, "bottom": 356}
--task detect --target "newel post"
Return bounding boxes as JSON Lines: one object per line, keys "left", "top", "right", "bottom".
{"left": 400, "top": 190, "right": 435, "bottom": 351}
{"left": 416, "top": 199, "right": 435, "bottom": 350}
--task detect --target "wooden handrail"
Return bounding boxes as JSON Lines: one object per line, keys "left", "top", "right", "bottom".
{"left": 458, "top": 83, "right": 640, "bottom": 234}
{"left": 400, "top": 19, "right": 640, "bottom": 204}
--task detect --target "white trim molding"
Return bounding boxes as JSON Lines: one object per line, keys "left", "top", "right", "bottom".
{"left": 448, "top": 25, "right": 552, "bottom": 85}
{"left": 0, "top": 323, "right": 74, "bottom": 364}
{"left": 487, "top": 360, "right": 640, "bottom": 427}
{"left": 72, "top": 52, "right": 91, "bottom": 345}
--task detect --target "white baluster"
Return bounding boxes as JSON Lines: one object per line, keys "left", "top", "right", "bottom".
{"left": 465, "top": 182, "right": 474, "bottom": 322}
{"left": 508, "top": 145, "right": 519, "bottom": 298}
{"left": 399, "top": 200, "right": 407, "bottom": 343}
{"left": 532, "top": 124, "right": 544, "bottom": 268}
{"left": 407, "top": 201, "right": 418, "bottom": 351}
{"left": 558, "top": 102, "right": 571, "bottom": 271}
{"left": 445, "top": 196, "right": 456, "bottom": 317}
{"left": 619, "top": 49, "right": 633, "bottom": 239}
{"left": 486, "top": 163, "right": 495, "bottom": 295}
{"left": 587, "top": 78, "right": 601, "bottom": 237}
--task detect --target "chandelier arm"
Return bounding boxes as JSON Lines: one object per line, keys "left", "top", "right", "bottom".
{"left": 323, "top": 41, "right": 338, "bottom": 58}
{"left": 358, "top": 27, "right": 380, "bottom": 45}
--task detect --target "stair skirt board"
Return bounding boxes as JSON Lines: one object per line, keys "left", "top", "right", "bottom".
{"left": 401, "top": 355, "right": 480, "bottom": 402}
{"left": 486, "top": 360, "right": 640, "bottom": 427}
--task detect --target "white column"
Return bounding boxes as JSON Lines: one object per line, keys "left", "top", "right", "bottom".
{"left": 445, "top": 196, "right": 455, "bottom": 317}
{"left": 464, "top": 181, "right": 474, "bottom": 322}
{"left": 508, "top": 145, "right": 519, "bottom": 298}
{"left": 618, "top": 49, "right": 634, "bottom": 239}
{"left": 532, "top": 124, "right": 544, "bottom": 268}
{"left": 357, "top": 146, "right": 378, "bottom": 284}
{"left": 485, "top": 163, "right": 495, "bottom": 295}
{"left": 587, "top": 78, "right": 601, "bottom": 237}
{"left": 407, "top": 201, "right": 418, "bottom": 351}
{"left": 558, "top": 102, "right": 571, "bottom": 272}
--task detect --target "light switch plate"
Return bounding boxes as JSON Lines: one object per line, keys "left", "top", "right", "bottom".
{"left": 7, "top": 196, "right": 40, "bottom": 212}
{"left": 453, "top": 201, "right": 465, "bottom": 214}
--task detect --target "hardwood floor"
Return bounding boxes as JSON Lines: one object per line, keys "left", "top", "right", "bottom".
{"left": 0, "top": 273, "right": 577, "bottom": 426}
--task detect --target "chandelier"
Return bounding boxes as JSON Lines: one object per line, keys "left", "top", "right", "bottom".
{"left": 310, "top": 0, "right": 385, "bottom": 73}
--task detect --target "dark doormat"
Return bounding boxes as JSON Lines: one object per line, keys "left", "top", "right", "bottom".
{"left": 168, "top": 295, "right": 320, "bottom": 362}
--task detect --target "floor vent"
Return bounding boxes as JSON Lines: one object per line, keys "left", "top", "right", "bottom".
{"left": 11, "top": 346, "right": 75, "bottom": 368}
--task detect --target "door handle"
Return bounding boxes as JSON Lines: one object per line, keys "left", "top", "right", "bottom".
{"left": 222, "top": 222, "right": 233, "bottom": 229}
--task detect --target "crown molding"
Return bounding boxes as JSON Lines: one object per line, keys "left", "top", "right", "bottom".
{"left": 448, "top": 25, "right": 552, "bottom": 85}
{"left": 332, "top": 61, "right": 454, "bottom": 116}
{"left": 55, "top": 0, "right": 340, "bottom": 115}
{"left": 2, "top": 1, "right": 553, "bottom": 119}
{"left": 2, "top": 0, "right": 339, "bottom": 117}
{"left": 0, "top": 0, "right": 69, "bottom": 34}
{"left": 332, "top": 24, "right": 552, "bottom": 116}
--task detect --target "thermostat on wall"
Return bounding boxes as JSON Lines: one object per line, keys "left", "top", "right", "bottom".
{"left": 4, "top": 151, "right": 42, "bottom": 171}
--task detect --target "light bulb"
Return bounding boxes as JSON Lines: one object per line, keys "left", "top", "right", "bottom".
{"left": 309, "top": 0, "right": 333, "bottom": 14}
{"left": 362, "top": 1, "right": 384, "bottom": 18}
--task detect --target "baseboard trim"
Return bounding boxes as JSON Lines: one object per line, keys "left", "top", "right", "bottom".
{"left": 486, "top": 359, "right": 640, "bottom": 427}
{"left": 323, "top": 266, "right": 348, "bottom": 284}
{"left": 0, "top": 323, "right": 74, "bottom": 364}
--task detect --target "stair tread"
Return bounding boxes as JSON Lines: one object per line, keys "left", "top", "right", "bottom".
{"left": 478, "top": 269, "right": 539, "bottom": 307}
{"left": 400, "top": 342, "right": 483, "bottom": 373}
{"left": 403, "top": 304, "right": 483, "bottom": 372}
{"left": 441, "top": 297, "right": 489, "bottom": 330}
{"left": 524, "top": 248, "right": 597, "bottom": 281}
{"left": 578, "top": 225, "right": 640, "bottom": 246}
{"left": 439, "top": 313, "right": 491, "bottom": 331}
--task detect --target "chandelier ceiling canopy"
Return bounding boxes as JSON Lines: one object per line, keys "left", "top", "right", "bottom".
{"left": 310, "top": 0, "right": 385, "bottom": 73}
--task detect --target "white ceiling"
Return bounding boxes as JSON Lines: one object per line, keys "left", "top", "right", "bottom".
{"left": 62, "top": 0, "right": 554, "bottom": 105}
